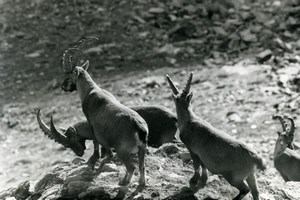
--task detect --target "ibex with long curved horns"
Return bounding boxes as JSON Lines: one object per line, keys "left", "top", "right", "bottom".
{"left": 166, "top": 72, "right": 266, "bottom": 200}
{"left": 59, "top": 38, "right": 148, "bottom": 187}
{"left": 37, "top": 105, "right": 178, "bottom": 167}
{"left": 273, "top": 115, "right": 300, "bottom": 182}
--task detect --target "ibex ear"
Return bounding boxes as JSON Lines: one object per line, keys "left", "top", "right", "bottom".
{"left": 81, "top": 60, "right": 89, "bottom": 71}
{"left": 277, "top": 131, "right": 281, "bottom": 136}
{"left": 186, "top": 92, "right": 193, "bottom": 102}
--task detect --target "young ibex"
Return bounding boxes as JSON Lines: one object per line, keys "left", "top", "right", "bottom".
{"left": 59, "top": 46, "right": 148, "bottom": 187}
{"left": 166, "top": 72, "right": 266, "bottom": 200}
{"left": 37, "top": 105, "right": 177, "bottom": 167}
{"left": 273, "top": 115, "right": 300, "bottom": 182}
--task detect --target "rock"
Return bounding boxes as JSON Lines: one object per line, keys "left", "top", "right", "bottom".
{"left": 256, "top": 49, "right": 272, "bottom": 63}
{"left": 78, "top": 186, "right": 110, "bottom": 199}
{"left": 0, "top": 188, "right": 15, "bottom": 200}
{"left": 62, "top": 181, "right": 92, "bottom": 198}
{"left": 148, "top": 7, "right": 165, "bottom": 14}
{"left": 138, "top": 76, "right": 165, "bottom": 88}
{"left": 162, "top": 187, "right": 197, "bottom": 200}
{"left": 33, "top": 172, "right": 64, "bottom": 194}
{"left": 239, "top": 29, "right": 257, "bottom": 43}
{"left": 133, "top": 193, "right": 145, "bottom": 200}
{"left": 179, "top": 152, "right": 191, "bottom": 163}
{"left": 151, "top": 191, "right": 160, "bottom": 198}
{"left": 0, "top": 181, "right": 32, "bottom": 200}
{"left": 101, "top": 163, "right": 118, "bottom": 172}
{"left": 155, "top": 143, "right": 180, "bottom": 157}
{"left": 155, "top": 44, "right": 181, "bottom": 55}
{"left": 25, "top": 50, "right": 43, "bottom": 58}
{"left": 65, "top": 165, "right": 94, "bottom": 184}
{"left": 226, "top": 111, "right": 242, "bottom": 122}
{"left": 13, "top": 181, "right": 31, "bottom": 200}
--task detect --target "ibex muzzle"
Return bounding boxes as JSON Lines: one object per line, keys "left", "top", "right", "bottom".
{"left": 37, "top": 109, "right": 86, "bottom": 157}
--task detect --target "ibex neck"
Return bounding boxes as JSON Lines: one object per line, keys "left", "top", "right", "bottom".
{"left": 176, "top": 107, "right": 195, "bottom": 129}
{"left": 76, "top": 72, "right": 98, "bottom": 102}
{"left": 274, "top": 143, "right": 286, "bottom": 158}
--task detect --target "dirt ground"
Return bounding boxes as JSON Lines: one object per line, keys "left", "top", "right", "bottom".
{"left": 1, "top": 0, "right": 300, "bottom": 199}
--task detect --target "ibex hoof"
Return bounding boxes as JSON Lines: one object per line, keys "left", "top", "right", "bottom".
{"left": 119, "top": 179, "right": 129, "bottom": 186}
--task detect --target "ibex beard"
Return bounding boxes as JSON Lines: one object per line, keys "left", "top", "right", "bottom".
{"left": 61, "top": 60, "right": 148, "bottom": 187}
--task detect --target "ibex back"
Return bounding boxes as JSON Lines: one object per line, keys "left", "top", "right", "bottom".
{"left": 166, "top": 73, "right": 266, "bottom": 200}
{"left": 60, "top": 49, "right": 148, "bottom": 186}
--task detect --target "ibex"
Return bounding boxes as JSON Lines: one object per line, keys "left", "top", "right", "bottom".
{"left": 166, "top": 72, "right": 266, "bottom": 200}
{"left": 273, "top": 115, "right": 300, "bottom": 182}
{"left": 37, "top": 105, "right": 177, "bottom": 167}
{"left": 59, "top": 42, "right": 148, "bottom": 187}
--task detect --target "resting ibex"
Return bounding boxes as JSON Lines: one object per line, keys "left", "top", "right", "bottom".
{"left": 59, "top": 43, "right": 148, "bottom": 187}
{"left": 166, "top": 72, "right": 266, "bottom": 200}
{"left": 273, "top": 115, "right": 300, "bottom": 182}
{"left": 37, "top": 105, "right": 177, "bottom": 167}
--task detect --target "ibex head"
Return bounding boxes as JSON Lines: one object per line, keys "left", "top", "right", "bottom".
{"left": 166, "top": 72, "right": 194, "bottom": 109}
{"left": 273, "top": 114, "right": 296, "bottom": 150}
{"left": 61, "top": 37, "right": 98, "bottom": 92}
{"left": 37, "top": 110, "right": 86, "bottom": 156}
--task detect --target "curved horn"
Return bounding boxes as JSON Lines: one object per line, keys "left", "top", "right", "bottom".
{"left": 62, "top": 48, "right": 79, "bottom": 73}
{"left": 166, "top": 74, "right": 179, "bottom": 95}
{"left": 37, "top": 109, "right": 53, "bottom": 139}
{"left": 62, "top": 36, "right": 99, "bottom": 73}
{"left": 74, "top": 36, "right": 99, "bottom": 49}
{"left": 273, "top": 114, "right": 288, "bottom": 132}
{"left": 50, "top": 114, "right": 71, "bottom": 147}
{"left": 285, "top": 116, "right": 295, "bottom": 137}
{"left": 183, "top": 72, "right": 193, "bottom": 95}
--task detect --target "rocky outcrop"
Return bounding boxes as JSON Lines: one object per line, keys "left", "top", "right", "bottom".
{"left": 1, "top": 144, "right": 300, "bottom": 200}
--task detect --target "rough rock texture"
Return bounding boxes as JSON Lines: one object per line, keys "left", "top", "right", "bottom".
{"left": 1, "top": 144, "right": 300, "bottom": 200}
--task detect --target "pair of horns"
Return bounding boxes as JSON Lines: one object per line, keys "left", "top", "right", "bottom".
{"left": 62, "top": 36, "right": 98, "bottom": 73}
{"left": 273, "top": 114, "right": 295, "bottom": 136}
{"left": 37, "top": 109, "right": 71, "bottom": 147}
{"left": 166, "top": 72, "right": 193, "bottom": 95}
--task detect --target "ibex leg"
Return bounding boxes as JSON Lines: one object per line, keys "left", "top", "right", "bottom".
{"left": 224, "top": 175, "right": 250, "bottom": 200}
{"left": 138, "top": 144, "right": 146, "bottom": 187}
{"left": 87, "top": 140, "right": 100, "bottom": 168}
{"left": 246, "top": 173, "right": 259, "bottom": 200}
{"left": 118, "top": 152, "right": 136, "bottom": 186}
{"left": 97, "top": 149, "right": 113, "bottom": 174}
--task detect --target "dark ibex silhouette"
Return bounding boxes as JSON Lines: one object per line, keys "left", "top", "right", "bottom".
{"left": 166, "top": 72, "right": 266, "bottom": 200}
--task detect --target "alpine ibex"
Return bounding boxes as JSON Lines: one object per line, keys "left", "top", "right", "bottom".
{"left": 273, "top": 115, "right": 300, "bottom": 182}
{"left": 166, "top": 72, "right": 266, "bottom": 200}
{"left": 59, "top": 42, "right": 148, "bottom": 187}
{"left": 37, "top": 105, "right": 178, "bottom": 167}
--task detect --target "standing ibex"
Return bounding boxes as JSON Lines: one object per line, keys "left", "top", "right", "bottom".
{"left": 37, "top": 105, "right": 177, "bottom": 167}
{"left": 273, "top": 115, "right": 300, "bottom": 182}
{"left": 166, "top": 72, "right": 266, "bottom": 200}
{"left": 59, "top": 42, "right": 148, "bottom": 187}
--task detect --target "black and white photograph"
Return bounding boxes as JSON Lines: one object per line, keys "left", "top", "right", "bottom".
{"left": 0, "top": 0, "right": 300, "bottom": 199}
